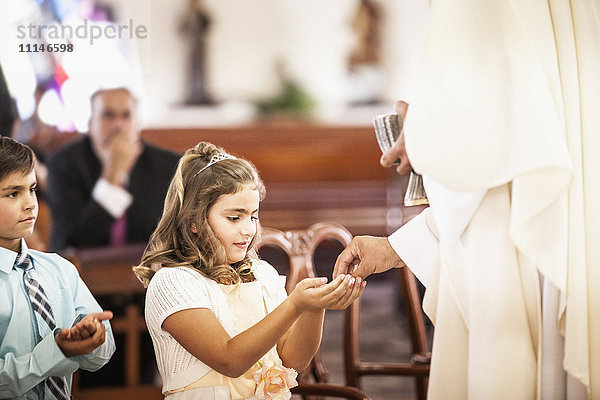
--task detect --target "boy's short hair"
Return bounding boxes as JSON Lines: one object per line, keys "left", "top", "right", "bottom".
{"left": 0, "top": 137, "right": 35, "bottom": 182}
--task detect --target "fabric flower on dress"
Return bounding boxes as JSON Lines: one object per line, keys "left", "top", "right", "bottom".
{"left": 253, "top": 353, "right": 298, "bottom": 400}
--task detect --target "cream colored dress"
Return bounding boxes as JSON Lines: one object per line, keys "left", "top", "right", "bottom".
{"left": 165, "top": 281, "right": 277, "bottom": 400}
{"left": 389, "top": 0, "right": 599, "bottom": 399}
{"left": 144, "top": 261, "right": 288, "bottom": 400}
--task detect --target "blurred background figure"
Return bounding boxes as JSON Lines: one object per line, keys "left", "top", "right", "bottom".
{"left": 46, "top": 87, "right": 179, "bottom": 252}
{"left": 347, "top": 0, "right": 384, "bottom": 106}
{"left": 0, "top": 64, "right": 18, "bottom": 137}
{"left": 180, "top": 0, "right": 214, "bottom": 105}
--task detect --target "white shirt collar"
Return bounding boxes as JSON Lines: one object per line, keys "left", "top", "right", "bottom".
{"left": 0, "top": 238, "right": 28, "bottom": 274}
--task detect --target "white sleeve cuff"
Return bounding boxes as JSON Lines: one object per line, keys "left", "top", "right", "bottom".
{"left": 388, "top": 209, "right": 439, "bottom": 289}
{"left": 35, "top": 334, "right": 79, "bottom": 377}
{"left": 92, "top": 178, "right": 133, "bottom": 219}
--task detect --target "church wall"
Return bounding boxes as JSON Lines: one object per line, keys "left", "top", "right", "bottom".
{"left": 101, "top": 0, "right": 429, "bottom": 127}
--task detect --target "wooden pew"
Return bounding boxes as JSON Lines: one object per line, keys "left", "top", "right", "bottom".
{"left": 142, "top": 123, "right": 388, "bottom": 183}
{"left": 142, "top": 123, "right": 398, "bottom": 236}
{"left": 66, "top": 244, "right": 162, "bottom": 400}
{"left": 50, "top": 123, "right": 406, "bottom": 236}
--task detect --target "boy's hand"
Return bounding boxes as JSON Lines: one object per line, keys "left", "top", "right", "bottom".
{"left": 55, "top": 311, "right": 113, "bottom": 357}
{"left": 288, "top": 275, "right": 365, "bottom": 312}
{"left": 66, "top": 311, "right": 113, "bottom": 340}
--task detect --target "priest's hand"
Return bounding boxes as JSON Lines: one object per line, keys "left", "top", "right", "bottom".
{"left": 381, "top": 100, "right": 412, "bottom": 175}
{"left": 333, "top": 236, "right": 405, "bottom": 279}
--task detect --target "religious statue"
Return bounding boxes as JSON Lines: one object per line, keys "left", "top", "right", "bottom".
{"left": 347, "top": 0, "right": 384, "bottom": 105}
{"left": 180, "top": 0, "right": 214, "bottom": 105}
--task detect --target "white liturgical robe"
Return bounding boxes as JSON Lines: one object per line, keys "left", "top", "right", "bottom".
{"left": 389, "top": 0, "right": 600, "bottom": 399}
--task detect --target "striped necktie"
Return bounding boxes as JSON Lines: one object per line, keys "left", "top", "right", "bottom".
{"left": 15, "top": 252, "right": 71, "bottom": 400}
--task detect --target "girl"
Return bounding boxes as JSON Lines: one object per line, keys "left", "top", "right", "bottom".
{"left": 133, "top": 142, "right": 364, "bottom": 400}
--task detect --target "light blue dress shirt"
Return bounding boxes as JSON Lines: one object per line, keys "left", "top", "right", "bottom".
{"left": 0, "top": 240, "right": 116, "bottom": 399}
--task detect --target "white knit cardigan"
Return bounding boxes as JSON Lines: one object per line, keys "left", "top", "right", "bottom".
{"left": 144, "top": 260, "right": 287, "bottom": 394}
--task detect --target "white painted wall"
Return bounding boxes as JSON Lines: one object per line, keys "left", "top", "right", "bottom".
{"left": 6, "top": 0, "right": 429, "bottom": 127}
{"left": 123, "top": 0, "right": 429, "bottom": 126}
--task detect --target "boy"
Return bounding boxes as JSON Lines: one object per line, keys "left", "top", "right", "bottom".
{"left": 0, "top": 137, "right": 115, "bottom": 399}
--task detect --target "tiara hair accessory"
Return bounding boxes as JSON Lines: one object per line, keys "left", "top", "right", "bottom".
{"left": 195, "top": 153, "right": 237, "bottom": 176}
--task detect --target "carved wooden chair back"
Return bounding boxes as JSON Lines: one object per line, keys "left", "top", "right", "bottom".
{"left": 257, "top": 222, "right": 371, "bottom": 400}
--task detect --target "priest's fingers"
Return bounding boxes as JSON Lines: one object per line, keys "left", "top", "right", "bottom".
{"left": 335, "top": 236, "right": 393, "bottom": 279}
{"left": 381, "top": 131, "right": 411, "bottom": 174}
{"left": 395, "top": 100, "right": 409, "bottom": 120}
{"left": 381, "top": 100, "right": 411, "bottom": 174}
{"left": 333, "top": 239, "right": 365, "bottom": 278}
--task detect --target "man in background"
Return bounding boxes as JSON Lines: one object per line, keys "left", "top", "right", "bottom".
{"left": 46, "top": 87, "right": 179, "bottom": 252}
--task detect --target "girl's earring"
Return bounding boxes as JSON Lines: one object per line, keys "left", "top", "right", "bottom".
{"left": 191, "top": 223, "right": 198, "bottom": 233}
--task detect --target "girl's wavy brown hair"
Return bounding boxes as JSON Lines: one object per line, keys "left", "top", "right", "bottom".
{"left": 133, "top": 142, "right": 265, "bottom": 287}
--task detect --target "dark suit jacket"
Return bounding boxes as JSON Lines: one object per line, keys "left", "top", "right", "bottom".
{"left": 46, "top": 136, "right": 179, "bottom": 252}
